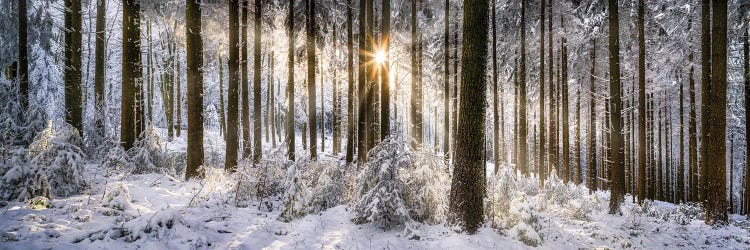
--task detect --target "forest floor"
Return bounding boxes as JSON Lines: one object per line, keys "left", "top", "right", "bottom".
{"left": 1, "top": 131, "right": 750, "bottom": 249}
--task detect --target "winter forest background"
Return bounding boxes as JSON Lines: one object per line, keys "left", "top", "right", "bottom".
{"left": 1, "top": 0, "right": 750, "bottom": 248}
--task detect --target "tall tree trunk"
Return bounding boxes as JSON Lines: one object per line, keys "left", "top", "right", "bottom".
{"left": 607, "top": 0, "right": 625, "bottom": 213}
{"left": 147, "top": 22, "right": 153, "bottom": 125}
{"left": 271, "top": 53, "right": 277, "bottom": 148}
{"left": 18, "top": 0, "right": 29, "bottom": 109}
{"left": 575, "top": 84, "right": 582, "bottom": 184}
{"left": 287, "top": 0, "right": 296, "bottom": 161}
{"left": 548, "top": 0, "right": 556, "bottom": 180}
{"left": 320, "top": 60, "right": 325, "bottom": 153}
{"left": 253, "top": 0, "right": 263, "bottom": 163}
{"left": 94, "top": 0, "right": 106, "bottom": 137}
{"left": 380, "top": 0, "right": 391, "bottom": 140}
{"left": 185, "top": 0, "right": 204, "bottom": 179}
{"left": 698, "top": 0, "right": 711, "bottom": 204}
{"left": 587, "top": 38, "right": 597, "bottom": 193}
{"left": 357, "top": 0, "right": 367, "bottom": 164}
{"left": 307, "top": 0, "right": 318, "bottom": 160}
{"left": 443, "top": 0, "right": 451, "bottom": 161}
{"left": 518, "top": 0, "right": 528, "bottom": 176}
{"left": 175, "top": 50, "right": 182, "bottom": 137}
{"left": 65, "top": 0, "right": 83, "bottom": 133}
{"left": 448, "top": 0, "right": 488, "bottom": 234}
{"left": 226, "top": 0, "right": 241, "bottom": 171}
{"left": 241, "top": 0, "right": 250, "bottom": 157}
{"left": 491, "top": 0, "right": 500, "bottom": 172}
{"left": 452, "top": 30, "right": 459, "bottom": 159}
{"left": 219, "top": 57, "right": 226, "bottom": 138}
{"left": 333, "top": 28, "right": 340, "bottom": 154}
{"left": 345, "top": 0, "right": 355, "bottom": 163}
{"left": 539, "top": 0, "right": 547, "bottom": 186}
{"left": 743, "top": 27, "right": 750, "bottom": 214}
{"left": 689, "top": 53, "right": 698, "bottom": 202}
{"left": 410, "top": 0, "right": 420, "bottom": 149}
{"left": 704, "top": 0, "right": 727, "bottom": 224}
{"left": 121, "top": 0, "right": 141, "bottom": 149}
{"left": 730, "top": 134, "right": 734, "bottom": 213}
{"left": 637, "top": 0, "right": 647, "bottom": 203}
{"left": 561, "top": 16, "right": 570, "bottom": 184}
{"left": 678, "top": 70, "right": 685, "bottom": 203}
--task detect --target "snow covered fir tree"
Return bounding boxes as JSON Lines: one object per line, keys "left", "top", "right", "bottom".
{"left": 2, "top": 0, "right": 750, "bottom": 248}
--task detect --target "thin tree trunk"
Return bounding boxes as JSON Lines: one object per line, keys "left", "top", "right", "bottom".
{"left": 587, "top": 38, "right": 597, "bottom": 193}
{"left": 380, "top": 0, "right": 391, "bottom": 140}
{"left": 94, "top": 0, "right": 106, "bottom": 136}
{"left": 307, "top": 0, "right": 318, "bottom": 160}
{"left": 226, "top": 0, "right": 241, "bottom": 171}
{"left": 253, "top": 0, "right": 263, "bottom": 163}
{"left": 410, "top": 0, "right": 420, "bottom": 149}
{"left": 65, "top": 0, "right": 83, "bottom": 133}
{"left": 18, "top": 0, "right": 29, "bottom": 109}
{"left": 287, "top": 0, "right": 296, "bottom": 161}
{"left": 443, "top": 0, "right": 451, "bottom": 161}
{"left": 637, "top": 0, "right": 647, "bottom": 203}
{"left": 241, "top": 0, "right": 250, "bottom": 157}
{"left": 575, "top": 84, "right": 581, "bottom": 184}
{"left": 357, "top": 0, "right": 367, "bottom": 163}
{"left": 448, "top": 0, "right": 489, "bottom": 234}
{"left": 678, "top": 70, "right": 685, "bottom": 203}
{"left": 561, "top": 15, "right": 570, "bottom": 184}
{"left": 345, "top": 0, "right": 355, "bottom": 163}
{"left": 518, "top": 0, "right": 528, "bottom": 176}
{"left": 219, "top": 57, "right": 226, "bottom": 138}
{"left": 175, "top": 49, "right": 182, "bottom": 138}
{"left": 744, "top": 26, "right": 750, "bottom": 214}
{"left": 539, "top": 0, "right": 547, "bottom": 186}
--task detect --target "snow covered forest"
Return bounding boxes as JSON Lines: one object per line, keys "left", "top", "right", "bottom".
{"left": 2, "top": 0, "right": 750, "bottom": 248}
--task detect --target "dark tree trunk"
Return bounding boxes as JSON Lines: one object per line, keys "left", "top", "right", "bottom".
{"left": 219, "top": 57, "right": 226, "bottom": 138}
{"left": 704, "top": 0, "right": 727, "bottom": 224}
{"left": 357, "top": 0, "right": 367, "bottom": 164}
{"left": 380, "top": 0, "right": 391, "bottom": 140}
{"left": 448, "top": 0, "right": 489, "bottom": 234}
{"left": 18, "top": 0, "right": 29, "bottom": 109}
{"left": 185, "top": 0, "right": 204, "bottom": 179}
{"left": 698, "top": 0, "right": 711, "bottom": 204}
{"left": 444, "top": 0, "right": 451, "bottom": 161}
{"left": 307, "top": 0, "right": 318, "bottom": 160}
{"left": 287, "top": 0, "right": 296, "bottom": 161}
{"left": 345, "top": 0, "right": 355, "bottom": 163}
{"left": 539, "top": 0, "right": 547, "bottom": 186}
{"left": 226, "top": 0, "right": 241, "bottom": 171}
{"left": 587, "top": 38, "right": 597, "bottom": 193}
{"left": 241, "top": 0, "right": 251, "bottom": 157}
{"left": 744, "top": 27, "right": 750, "bottom": 214}
{"left": 637, "top": 0, "right": 647, "bottom": 203}
{"left": 175, "top": 50, "right": 182, "bottom": 138}
{"left": 253, "top": 0, "right": 263, "bottom": 163}
{"left": 607, "top": 0, "right": 625, "bottom": 213}
{"left": 519, "top": 0, "right": 528, "bottom": 176}
{"left": 94, "top": 0, "right": 106, "bottom": 136}
{"left": 410, "top": 0, "right": 421, "bottom": 149}
{"left": 121, "top": 0, "right": 141, "bottom": 149}
{"left": 678, "top": 70, "right": 685, "bottom": 203}
{"left": 561, "top": 15, "right": 570, "bottom": 184}
{"left": 65, "top": 0, "right": 83, "bottom": 133}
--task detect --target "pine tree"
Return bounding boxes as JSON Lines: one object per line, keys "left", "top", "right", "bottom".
{"left": 744, "top": 26, "right": 750, "bottom": 214}
{"left": 491, "top": 0, "right": 500, "bottom": 171}
{"left": 252, "top": 0, "right": 263, "bottom": 163}
{"left": 185, "top": 0, "right": 204, "bottom": 179}
{"left": 410, "top": 0, "right": 420, "bottom": 149}
{"left": 307, "top": 0, "right": 318, "bottom": 160}
{"left": 636, "top": 0, "right": 647, "bottom": 203}
{"left": 94, "top": 0, "right": 106, "bottom": 136}
{"left": 219, "top": 57, "right": 226, "bottom": 138}
{"left": 575, "top": 84, "right": 582, "bottom": 184}
{"left": 345, "top": 0, "right": 355, "bottom": 163}
{"left": 678, "top": 73, "right": 685, "bottom": 203}
{"left": 448, "top": 0, "right": 489, "bottom": 234}
{"left": 539, "top": 0, "right": 547, "bottom": 186}
{"left": 241, "top": 0, "right": 251, "bottom": 157}
{"left": 380, "top": 0, "right": 391, "bottom": 140}
{"left": 357, "top": 0, "right": 367, "bottom": 164}
{"left": 18, "top": 0, "right": 29, "bottom": 109}
{"left": 587, "top": 38, "right": 597, "bottom": 193}
{"left": 443, "top": 0, "right": 451, "bottom": 161}
{"left": 64, "top": 0, "right": 83, "bottom": 133}
{"left": 175, "top": 48, "right": 182, "bottom": 138}
{"left": 226, "top": 0, "right": 241, "bottom": 171}
{"left": 121, "top": 0, "right": 142, "bottom": 150}
{"left": 287, "top": 0, "right": 296, "bottom": 161}
{"left": 704, "top": 0, "right": 727, "bottom": 224}
{"left": 561, "top": 15, "right": 570, "bottom": 184}
{"left": 518, "top": 0, "right": 528, "bottom": 176}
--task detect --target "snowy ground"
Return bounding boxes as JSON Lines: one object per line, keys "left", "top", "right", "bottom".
{"left": 2, "top": 130, "right": 750, "bottom": 249}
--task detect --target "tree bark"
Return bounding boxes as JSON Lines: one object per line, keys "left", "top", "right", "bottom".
{"left": 226, "top": 0, "right": 241, "bottom": 171}
{"left": 561, "top": 15, "right": 570, "bottom": 184}
{"left": 253, "top": 0, "right": 263, "bottom": 163}
{"left": 65, "top": 0, "right": 83, "bottom": 133}
{"left": 18, "top": 0, "right": 29, "bottom": 109}
{"left": 587, "top": 38, "right": 597, "bottom": 193}
{"left": 307, "top": 0, "right": 318, "bottom": 160}
{"left": 345, "top": 0, "right": 355, "bottom": 163}
{"left": 357, "top": 0, "right": 367, "bottom": 164}
{"left": 287, "top": 0, "right": 296, "bottom": 161}
{"left": 637, "top": 0, "right": 647, "bottom": 203}
{"left": 94, "top": 0, "right": 106, "bottom": 137}
{"left": 219, "top": 57, "right": 226, "bottom": 138}
{"left": 539, "top": 0, "right": 547, "bottom": 186}
{"left": 121, "top": 0, "right": 141, "bottom": 149}
{"left": 449, "top": 0, "right": 488, "bottom": 234}
{"left": 491, "top": 0, "right": 500, "bottom": 172}
{"left": 704, "top": 0, "right": 727, "bottom": 224}
{"left": 185, "top": 0, "right": 204, "bottom": 179}
{"left": 518, "top": 0, "right": 528, "bottom": 176}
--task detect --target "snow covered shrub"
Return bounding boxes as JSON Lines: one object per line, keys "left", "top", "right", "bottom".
{"left": 309, "top": 161, "right": 345, "bottom": 213}
{"left": 234, "top": 156, "right": 287, "bottom": 209}
{"left": 668, "top": 202, "right": 704, "bottom": 225}
{"left": 400, "top": 151, "right": 449, "bottom": 224}
{"left": 0, "top": 82, "right": 46, "bottom": 146}
{"left": 188, "top": 166, "right": 235, "bottom": 208}
{"left": 28, "top": 196, "right": 51, "bottom": 210}
{"left": 353, "top": 138, "right": 411, "bottom": 230}
{"left": 27, "top": 122, "right": 88, "bottom": 197}
{"left": 542, "top": 171, "right": 573, "bottom": 206}
{"left": 507, "top": 193, "right": 543, "bottom": 247}
{"left": 101, "top": 145, "right": 134, "bottom": 179}
{"left": 129, "top": 127, "right": 169, "bottom": 175}
{"left": 102, "top": 183, "right": 133, "bottom": 211}
{"left": 485, "top": 166, "right": 519, "bottom": 229}
{"left": 121, "top": 207, "right": 184, "bottom": 242}
{"left": 279, "top": 162, "right": 313, "bottom": 221}
{"left": 0, "top": 147, "right": 52, "bottom": 201}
